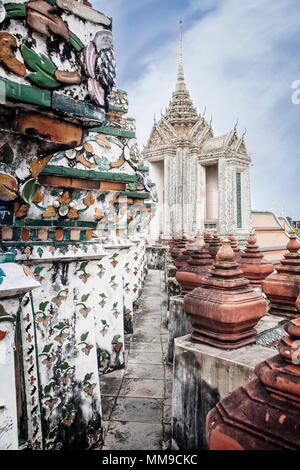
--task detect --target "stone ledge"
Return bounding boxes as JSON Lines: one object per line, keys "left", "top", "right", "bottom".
{"left": 174, "top": 334, "right": 276, "bottom": 370}
{"left": 172, "top": 334, "right": 277, "bottom": 450}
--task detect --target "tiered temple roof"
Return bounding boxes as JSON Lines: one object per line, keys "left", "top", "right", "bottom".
{"left": 143, "top": 26, "right": 248, "bottom": 156}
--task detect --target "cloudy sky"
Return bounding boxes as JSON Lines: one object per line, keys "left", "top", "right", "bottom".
{"left": 94, "top": 0, "right": 300, "bottom": 220}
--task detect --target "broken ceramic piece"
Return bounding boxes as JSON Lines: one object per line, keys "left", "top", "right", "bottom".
{"left": 0, "top": 32, "right": 26, "bottom": 77}
{"left": 56, "top": 0, "right": 112, "bottom": 26}
{"left": 26, "top": 1, "right": 70, "bottom": 42}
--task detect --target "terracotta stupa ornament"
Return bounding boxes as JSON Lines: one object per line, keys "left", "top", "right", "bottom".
{"left": 206, "top": 296, "right": 300, "bottom": 450}
{"left": 183, "top": 240, "right": 267, "bottom": 349}
{"left": 204, "top": 231, "right": 211, "bottom": 246}
{"left": 239, "top": 233, "right": 274, "bottom": 286}
{"left": 168, "top": 231, "right": 181, "bottom": 249}
{"left": 176, "top": 240, "right": 213, "bottom": 295}
{"left": 170, "top": 233, "right": 187, "bottom": 260}
{"left": 262, "top": 234, "right": 300, "bottom": 317}
{"left": 174, "top": 244, "right": 194, "bottom": 269}
{"left": 208, "top": 231, "right": 221, "bottom": 260}
{"left": 228, "top": 234, "right": 241, "bottom": 262}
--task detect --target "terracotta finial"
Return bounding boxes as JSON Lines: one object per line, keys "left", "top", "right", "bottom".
{"left": 262, "top": 234, "right": 300, "bottom": 317}
{"left": 174, "top": 243, "right": 194, "bottom": 269}
{"left": 216, "top": 240, "right": 235, "bottom": 261}
{"left": 208, "top": 232, "right": 221, "bottom": 260}
{"left": 206, "top": 313, "right": 300, "bottom": 449}
{"left": 254, "top": 313, "right": 300, "bottom": 405}
{"left": 248, "top": 232, "right": 257, "bottom": 245}
{"left": 203, "top": 230, "right": 211, "bottom": 246}
{"left": 176, "top": 242, "right": 213, "bottom": 294}
{"left": 239, "top": 232, "right": 274, "bottom": 286}
{"left": 287, "top": 233, "right": 300, "bottom": 253}
{"left": 184, "top": 238, "right": 266, "bottom": 349}
{"left": 206, "top": 240, "right": 300, "bottom": 450}
{"left": 170, "top": 234, "right": 187, "bottom": 261}
{"left": 228, "top": 233, "right": 241, "bottom": 261}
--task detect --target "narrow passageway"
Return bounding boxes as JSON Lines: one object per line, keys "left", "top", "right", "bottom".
{"left": 100, "top": 270, "right": 172, "bottom": 450}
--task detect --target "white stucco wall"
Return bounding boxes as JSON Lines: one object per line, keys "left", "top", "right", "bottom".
{"left": 148, "top": 160, "right": 164, "bottom": 243}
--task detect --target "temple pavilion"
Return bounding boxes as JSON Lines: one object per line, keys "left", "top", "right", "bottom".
{"left": 142, "top": 25, "right": 252, "bottom": 244}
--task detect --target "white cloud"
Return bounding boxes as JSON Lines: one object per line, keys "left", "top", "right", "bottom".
{"left": 123, "top": 0, "right": 300, "bottom": 219}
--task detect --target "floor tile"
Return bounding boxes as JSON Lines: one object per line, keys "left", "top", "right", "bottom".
{"left": 131, "top": 333, "right": 162, "bottom": 343}
{"left": 111, "top": 397, "right": 163, "bottom": 423}
{"left": 130, "top": 342, "right": 162, "bottom": 354}
{"left": 125, "top": 363, "right": 164, "bottom": 380}
{"left": 100, "top": 375, "right": 123, "bottom": 396}
{"left": 119, "top": 378, "right": 164, "bottom": 399}
{"left": 102, "top": 421, "right": 163, "bottom": 450}
{"left": 101, "top": 270, "right": 173, "bottom": 450}
{"left": 128, "top": 351, "right": 163, "bottom": 365}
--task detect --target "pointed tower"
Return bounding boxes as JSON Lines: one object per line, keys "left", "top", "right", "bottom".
{"left": 164, "top": 22, "right": 198, "bottom": 127}
{"left": 142, "top": 21, "right": 252, "bottom": 244}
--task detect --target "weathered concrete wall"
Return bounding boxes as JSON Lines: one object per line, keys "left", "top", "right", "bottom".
{"left": 168, "top": 295, "right": 192, "bottom": 363}
{"left": 146, "top": 245, "right": 167, "bottom": 270}
{"left": 0, "top": 257, "right": 40, "bottom": 450}
{"left": 0, "top": 307, "right": 19, "bottom": 450}
{"left": 0, "top": 0, "right": 157, "bottom": 450}
{"left": 172, "top": 334, "right": 277, "bottom": 450}
{"left": 167, "top": 277, "right": 181, "bottom": 312}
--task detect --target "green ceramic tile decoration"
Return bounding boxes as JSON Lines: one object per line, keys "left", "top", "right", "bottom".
{"left": 13, "top": 228, "right": 21, "bottom": 240}
{"left": 26, "top": 219, "right": 52, "bottom": 227}
{"left": 2, "top": 241, "right": 98, "bottom": 247}
{"left": 53, "top": 220, "right": 76, "bottom": 227}
{"left": 52, "top": 93, "right": 105, "bottom": 122}
{"left": 0, "top": 210, "right": 13, "bottom": 226}
{"left": 0, "top": 78, "right": 51, "bottom": 107}
{"left": 69, "top": 31, "right": 84, "bottom": 52}
{"left": 0, "top": 143, "right": 14, "bottom": 164}
{"left": 236, "top": 172, "right": 242, "bottom": 229}
{"left": 13, "top": 219, "right": 25, "bottom": 227}
{"left": 21, "top": 45, "right": 60, "bottom": 89}
{"left": 64, "top": 230, "right": 70, "bottom": 241}
{"left": 0, "top": 252, "right": 15, "bottom": 263}
{"left": 30, "top": 229, "right": 37, "bottom": 241}
{"left": 48, "top": 230, "right": 55, "bottom": 240}
{"left": 5, "top": 3, "right": 26, "bottom": 18}
{"left": 121, "top": 191, "right": 150, "bottom": 199}
{"left": 80, "top": 230, "right": 86, "bottom": 241}
{"left": 137, "top": 165, "right": 149, "bottom": 172}
{"left": 41, "top": 165, "right": 137, "bottom": 183}
{"left": 89, "top": 126, "right": 135, "bottom": 139}
{"left": 108, "top": 104, "right": 128, "bottom": 114}
{"left": 76, "top": 221, "right": 97, "bottom": 228}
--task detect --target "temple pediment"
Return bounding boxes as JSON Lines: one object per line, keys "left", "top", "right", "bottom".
{"left": 145, "top": 125, "right": 169, "bottom": 149}
{"left": 200, "top": 128, "right": 248, "bottom": 155}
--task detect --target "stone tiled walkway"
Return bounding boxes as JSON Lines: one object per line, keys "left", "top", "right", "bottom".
{"left": 100, "top": 269, "right": 172, "bottom": 450}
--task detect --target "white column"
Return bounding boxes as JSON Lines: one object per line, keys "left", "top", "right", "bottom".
{"left": 163, "top": 155, "right": 171, "bottom": 239}
{"left": 218, "top": 157, "right": 227, "bottom": 235}
{"left": 197, "top": 163, "right": 206, "bottom": 232}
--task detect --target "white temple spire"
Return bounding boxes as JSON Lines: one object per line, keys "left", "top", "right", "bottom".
{"left": 176, "top": 19, "right": 186, "bottom": 92}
